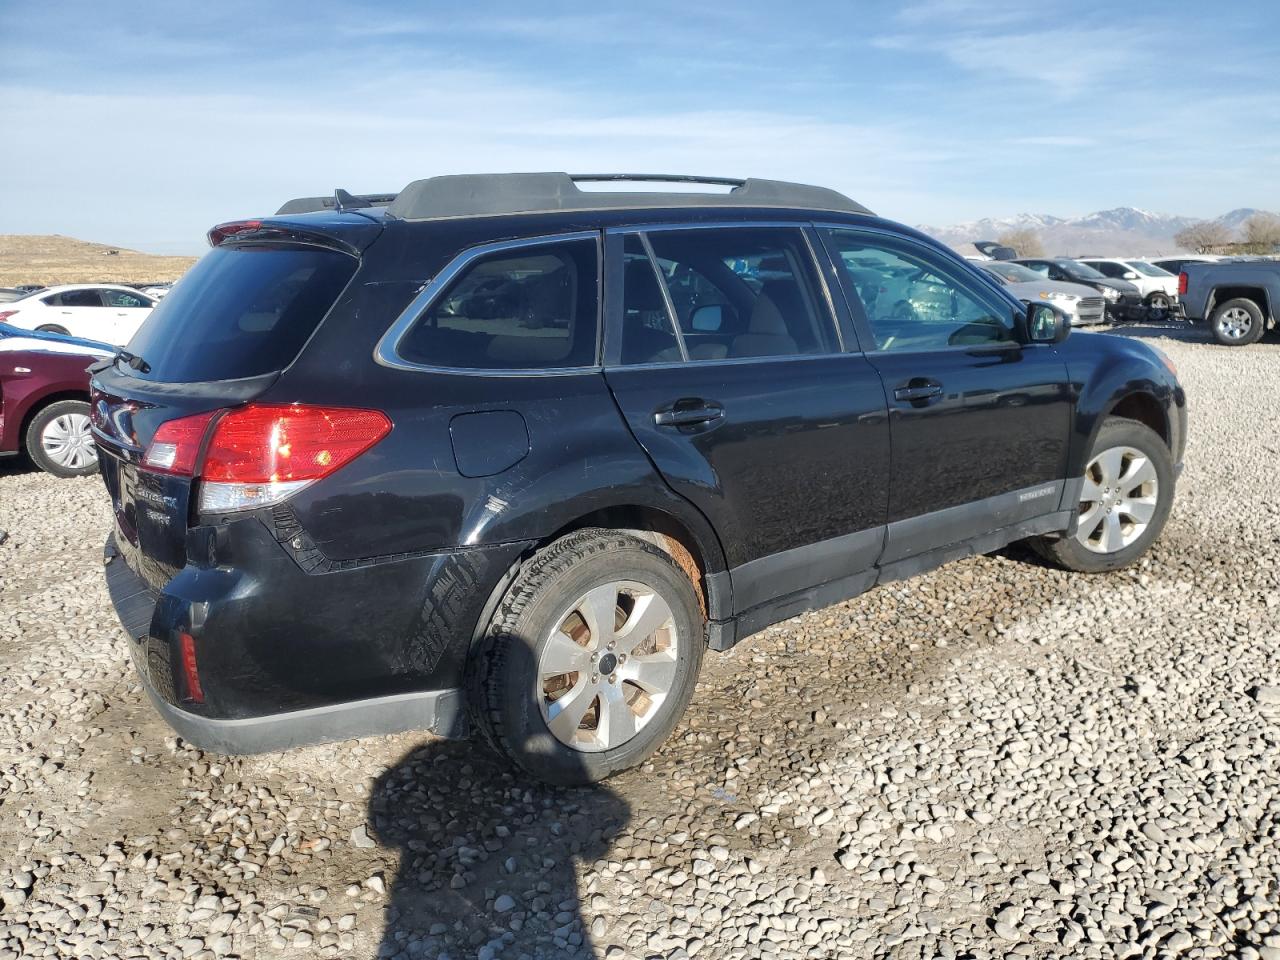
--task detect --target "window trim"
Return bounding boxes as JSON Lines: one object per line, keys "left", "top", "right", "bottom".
{"left": 604, "top": 221, "right": 847, "bottom": 367}
{"left": 814, "top": 223, "right": 1029, "bottom": 357}
{"left": 373, "top": 230, "right": 604, "bottom": 376}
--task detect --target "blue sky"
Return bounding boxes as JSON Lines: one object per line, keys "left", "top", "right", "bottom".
{"left": 2, "top": 0, "right": 1277, "bottom": 253}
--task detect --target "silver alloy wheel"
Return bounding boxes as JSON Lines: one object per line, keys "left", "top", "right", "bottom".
{"left": 1075, "top": 445, "right": 1159, "bottom": 554}
{"left": 41, "top": 412, "right": 97, "bottom": 470}
{"left": 538, "top": 580, "right": 679, "bottom": 753}
{"left": 1217, "top": 306, "right": 1253, "bottom": 341}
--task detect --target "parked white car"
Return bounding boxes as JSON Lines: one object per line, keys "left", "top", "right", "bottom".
{"left": 1078, "top": 258, "right": 1180, "bottom": 316}
{"left": 971, "top": 259, "right": 1108, "bottom": 326}
{"left": 0, "top": 284, "right": 155, "bottom": 345}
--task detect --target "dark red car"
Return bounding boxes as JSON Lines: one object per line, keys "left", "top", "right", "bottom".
{"left": 0, "top": 323, "right": 111, "bottom": 477}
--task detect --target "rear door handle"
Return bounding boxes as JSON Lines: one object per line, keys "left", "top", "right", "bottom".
{"left": 893, "top": 381, "right": 943, "bottom": 402}
{"left": 654, "top": 400, "right": 725, "bottom": 427}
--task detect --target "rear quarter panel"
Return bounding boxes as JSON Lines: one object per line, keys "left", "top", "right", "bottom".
{"left": 0, "top": 348, "right": 96, "bottom": 452}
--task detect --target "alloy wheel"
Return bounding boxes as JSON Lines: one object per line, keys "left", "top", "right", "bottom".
{"left": 1075, "top": 445, "right": 1159, "bottom": 554}
{"left": 538, "top": 580, "right": 679, "bottom": 752}
{"left": 1217, "top": 307, "right": 1253, "bottom": 341}
{"left": 41, "top": 412, "right": 97, "bottom": 470}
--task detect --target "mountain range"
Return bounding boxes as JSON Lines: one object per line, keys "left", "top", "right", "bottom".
{"left": 918, "top": 207, "right": 1270, "bottom": 257}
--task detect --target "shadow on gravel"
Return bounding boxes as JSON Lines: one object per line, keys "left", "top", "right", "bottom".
{"left": 369, "top": 640, "right": 629, "bottom": 959}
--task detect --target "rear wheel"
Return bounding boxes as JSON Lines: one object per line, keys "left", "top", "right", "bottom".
{"left": 35, "top": 324, "right": 70, "bottom": 336}
{"left": 25, "top": 399, "right": 98, "bottom": 478}
{"left": 1210, "top": 298, "right": 1265, "bottom": 346}
{"left": 1030, "top": 417, "right": 1174, "bottom": 573}
{"left": 470, "top": 529, "right": 704, "bottom": 784}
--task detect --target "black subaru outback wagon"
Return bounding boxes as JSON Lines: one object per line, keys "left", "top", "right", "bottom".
{"left": 93, "top": 173, "right": 1186, "bottom": 784}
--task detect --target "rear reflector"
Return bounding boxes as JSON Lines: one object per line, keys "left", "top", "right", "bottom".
{"left": 179, "top": 632, "right": 205, "bottom": 704}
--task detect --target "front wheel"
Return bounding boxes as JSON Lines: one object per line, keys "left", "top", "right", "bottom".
{"left": 1145, "top": 292, "right": 1171, "bottom": 321}
{"left": 470, "top": 529, "right": 705, "bottom": 785}
{"left": 1210, "top": 298, "right": 1265, "bottom": 346}
{"left": 35, "top": 324, "right": 70, "bottom": 336}
{"left": 1030, "top": 417, "right": 1174, "bottom": 573}
{"left": 25, "top": 399, "right": 99, "bottom": 478}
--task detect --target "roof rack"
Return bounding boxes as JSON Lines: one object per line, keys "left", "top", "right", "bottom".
{"left": 275, "top": 192, "right": 398, "bottom": 216}
{"left": 384, "top": 173, "right": 871, "bottom": 221}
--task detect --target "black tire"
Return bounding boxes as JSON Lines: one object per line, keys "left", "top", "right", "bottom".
{"left": 25, "top": 399, "right": 99, "bottom": 478}
{"left": 35, "top": 324, "right": 70, "bottom": 336}
{"left": 1030, "top": 417, "right": 1174, "bottom": 574}
{"left": 1210, "top": 297, "right": 1265, "bottom": 346}
{"left": 1145, "top": 292, "right": 1171, "bottom": 321}
{"left": 470, "top": 528, "right": 704, "bottom": 785}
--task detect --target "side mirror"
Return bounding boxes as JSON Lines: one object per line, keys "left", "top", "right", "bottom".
{"left": 689, "top": 303, "right": 724, "bottom": 332}
{"left": 1122, "top": 271, "right": 1139, "bottom": 280}
{"left": 1024, "top": 302, "right": 1070, "bottom": 344}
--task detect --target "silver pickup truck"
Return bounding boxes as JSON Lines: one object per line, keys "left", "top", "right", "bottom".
{"left": 1180, "top": 260, "right": 1279, "bottom": 346}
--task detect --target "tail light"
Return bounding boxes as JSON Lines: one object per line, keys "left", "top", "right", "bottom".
{"left": 1178, "top": 272, "right": 1188, "bottom": 296}
{"left": 179, "top": 632, "right": 205, "bottom": 704}
{"left": 141, "top": 404, "right": 391, "bottom": 513}
{"left": 0, "top": 310, "right": 18, "bottom": 323}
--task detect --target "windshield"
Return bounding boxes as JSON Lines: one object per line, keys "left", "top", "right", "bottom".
{"left": 125, "top": 245, "right": 357, "bottom": 382}
{"left": 979, "top": 261, "right": 1044, "bottom": 284}
{"left": 1126, "top": 260, "right": 1173, "bottom": 277}
{"left": 1063, "top": 260, "right": 1106, "bottom": 280}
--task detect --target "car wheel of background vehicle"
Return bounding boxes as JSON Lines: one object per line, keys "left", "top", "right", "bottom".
{"left": 25, "top": 399, "right": 99, "bottom": 478}
{"left": 1145, "top": 292, "right": 1170, "bottom": 321}
{"left": 470, "top": 528, "right": 704, "bottom": 785}
{"left": 1210, "top": 298, "right": 1264, "bottom": 346}
{"left": 1030, "top": 417, "right": 1174, "bottom": 574}
{"left": 35, "top": 324, "right": 70, "bottom": 336}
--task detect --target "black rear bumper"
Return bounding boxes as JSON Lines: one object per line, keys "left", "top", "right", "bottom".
{"left": 102, "top": 528, "right": 528, "bottom": 753}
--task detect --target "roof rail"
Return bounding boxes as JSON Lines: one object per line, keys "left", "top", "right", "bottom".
{"left": 384, "top": 172, "right": 871, "bottom": 221}
{"left": 275, "top": 192, "right": 398, "bottom": 216}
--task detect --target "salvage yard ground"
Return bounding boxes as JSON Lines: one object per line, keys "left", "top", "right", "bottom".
{"left": 1, "top": 324, "right": 1278, "bottom": 960}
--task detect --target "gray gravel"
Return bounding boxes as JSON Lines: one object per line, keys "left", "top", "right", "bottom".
{"left": 1, "top": 324, "right": 1278, "bottom": 960}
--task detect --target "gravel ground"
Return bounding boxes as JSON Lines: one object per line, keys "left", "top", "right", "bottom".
{"left": 1, "top": 324, "right": 1278, "bottom": 960}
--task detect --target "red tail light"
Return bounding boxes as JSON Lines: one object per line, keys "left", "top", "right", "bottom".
{"left": 207, "top": 220, "right": 263, "bottom": 246}
{"left": 0, "top": 310, "right": 19, "bottom": 323}
{"left": 1178, "top": 272, "right": 1188, "bottom": 296}
{"left": 141, "top": 404, "right": 392, "bottom": 512}
{"left": 143, "top": 411, "right": 216, "bottom": 475}
{"left": 202, "top": 404, "right": 391, "bottom": 483}
{"left": 179, "top": 632, "right": 205, "bottom": 704}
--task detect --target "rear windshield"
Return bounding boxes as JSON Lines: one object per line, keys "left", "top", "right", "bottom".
{"left": 125, "top": 245, "right": 357, "bottom": 382}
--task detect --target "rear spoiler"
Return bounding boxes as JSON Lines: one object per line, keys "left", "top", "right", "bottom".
{"left": 275, "top": 189, "right": 398, "bottom": 215}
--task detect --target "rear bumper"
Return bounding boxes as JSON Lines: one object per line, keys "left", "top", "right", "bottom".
{"left": 104, "top": 524, "right": 530, "bottom": 753}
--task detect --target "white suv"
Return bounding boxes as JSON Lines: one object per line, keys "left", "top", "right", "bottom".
{"left": 1078, "top": 259, "right": 1180, "bottom": 317}
{"left": 0, "top": 284, "right": 155, "bottom": 345}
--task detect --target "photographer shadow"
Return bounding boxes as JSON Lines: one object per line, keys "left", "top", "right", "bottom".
{"left": 369, "top": 649, "right": 630, "bottom": 959}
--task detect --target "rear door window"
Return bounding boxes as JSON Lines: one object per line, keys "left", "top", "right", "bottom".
{"left": 55, "top": 289, "right": 105, "bottom": 307}
{"left": 639, "top": 227, "right": 837, "bottom": 361}
{"left": 104, "top": 289, "right": 152, "bottom": 308}
{"left": 126, "top": 245, "right": 357, "bottom": 382}
{"left": 398, "top": 238, "right": 599, "bottom": 370}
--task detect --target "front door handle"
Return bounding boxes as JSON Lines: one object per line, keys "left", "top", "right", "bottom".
{"left": 893, "top": 380, "right": 943, "bottom": 402}
{"left": 654, "top": 400, "right": 725, "bottom": 427}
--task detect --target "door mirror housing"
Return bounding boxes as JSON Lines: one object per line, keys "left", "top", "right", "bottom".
{"left": 1122, "top": 271, "right": 1139, "bottom": 280}
{"left": 689, "top": 303, "right": 724, "bottom": 332}
{"left": 1024, "top": 301, "right": 1070, "bottom": 344}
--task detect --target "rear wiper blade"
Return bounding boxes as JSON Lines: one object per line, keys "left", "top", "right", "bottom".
{"left": 114, "top": 348, "right": 151, "bottom": 374}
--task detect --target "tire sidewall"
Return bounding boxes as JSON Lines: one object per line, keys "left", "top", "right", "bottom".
{"left": 485, "top": 534, "right": 704, "bottom": 784}
{"left": 1055, "top": 418, "right": 1175, "bottom": 573}
{"left": 25, "top": 400, "right": 98, "bottom": 478}
{"left": 1212, "top": 298, "right": 1263, "bottom": 346}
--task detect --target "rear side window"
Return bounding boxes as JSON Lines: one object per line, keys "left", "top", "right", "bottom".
{"left": 53, "top": 289, "right": 105, "bottom": 307}
{"left": 398, "top": 238, "right": 598, "bottom": 370}
{"left": 636, "top": 227, "right": 837, "bottom": 361}
{"left": 126, "top": 246, "right": 356, "bottom": 382}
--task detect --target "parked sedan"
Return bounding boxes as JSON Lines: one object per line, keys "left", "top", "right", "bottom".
{"left": 0, "top": 284, "right": 155, "bottom": 345}
{"left": 1079, "top": 258, "right": 1180, "bottom": 318}
{"left": 972, "top": 260, "right": 1107, "bottom": 326}
{"left": 0, "top": 323, "right": 112, "bottom": 477}
{"left": 1014, "top": 258, "right": 1145, "bottom": 322}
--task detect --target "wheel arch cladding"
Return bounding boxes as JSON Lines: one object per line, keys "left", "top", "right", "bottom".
{"left": 1107, "top": 391, "right": 1169, "bottom": 447}
{"left": 1211, "top": 286, "right": 1271, "bottom": 322}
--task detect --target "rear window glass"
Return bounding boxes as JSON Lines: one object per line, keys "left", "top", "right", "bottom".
{"left": 398, "top": 238, "right": 598, "bottom": 370}
{"left": 125, "top": 245, "right": 356, "bottom": 382}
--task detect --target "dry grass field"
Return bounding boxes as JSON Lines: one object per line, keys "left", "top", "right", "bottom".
{"left": 0, "top": 234, "right": 196, "bottom": 288}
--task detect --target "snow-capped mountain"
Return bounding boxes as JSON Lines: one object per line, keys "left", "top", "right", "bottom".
{"left": 919, "top": 207, "right": 1271, "bottom": 256}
